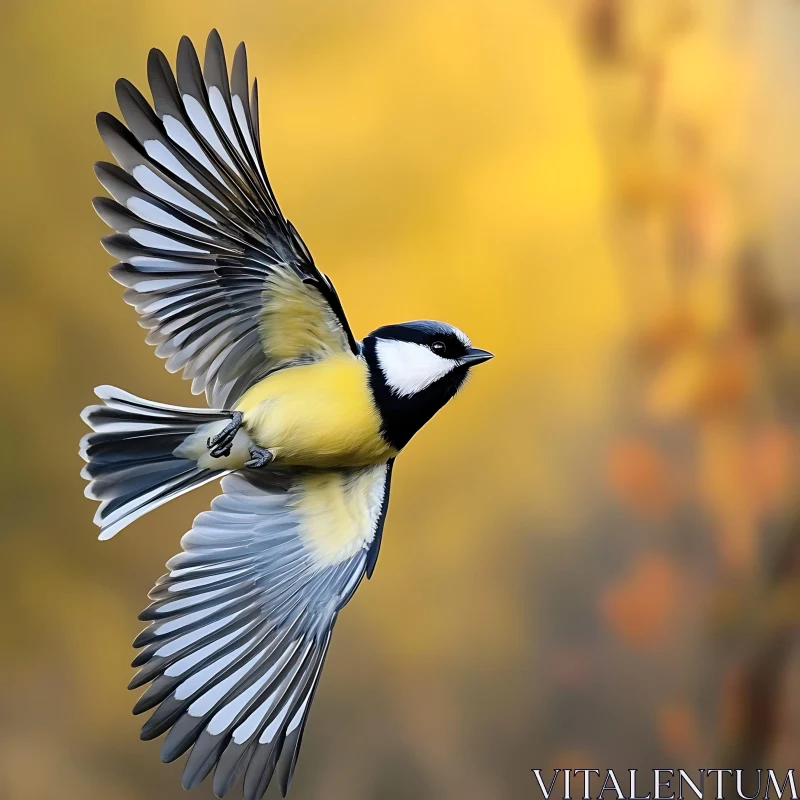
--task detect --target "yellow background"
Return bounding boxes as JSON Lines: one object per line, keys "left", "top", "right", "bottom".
{"left": 3, "top": 1, "right": 800, "bottom": 798}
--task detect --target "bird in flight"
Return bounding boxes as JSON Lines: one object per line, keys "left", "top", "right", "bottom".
{"left": 79, "top": 30, "right": 492, "bottom": 799}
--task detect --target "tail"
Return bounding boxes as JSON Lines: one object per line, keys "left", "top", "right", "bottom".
{"left": 80, "top": 386, "right": 246, "bottom": 540}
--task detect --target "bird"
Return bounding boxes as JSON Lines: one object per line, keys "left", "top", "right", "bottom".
{"left": 79, "top": 30, "right": 493, "bottom": 800}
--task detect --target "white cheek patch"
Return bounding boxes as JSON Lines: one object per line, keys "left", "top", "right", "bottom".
{"left": 375, "top": 339, "right": 457, "bottom": 397}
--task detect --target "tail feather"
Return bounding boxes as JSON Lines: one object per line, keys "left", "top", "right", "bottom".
{"left": 80, "top": 386, "right": 235, "bottom": 540}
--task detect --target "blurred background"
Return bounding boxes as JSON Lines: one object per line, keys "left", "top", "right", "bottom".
{"left": 3, "top": 0, "right": 800, "bottom": 797}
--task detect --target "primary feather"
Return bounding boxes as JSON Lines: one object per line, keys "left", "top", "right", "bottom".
{"left": 131, "top": 468, "right": 392, "bottom": 798}
{"left": 95, "top": 29, "right": 357, "bottom": 409}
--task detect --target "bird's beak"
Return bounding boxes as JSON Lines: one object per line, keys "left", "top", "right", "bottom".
{"left": 461, "top": 347, "right": 494, "bottom": 366}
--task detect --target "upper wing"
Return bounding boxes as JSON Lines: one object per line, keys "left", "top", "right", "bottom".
{"left": 130, "top": 462, "right": 393, "bottom": 799}
{"left": 93, "top": 31, "right": 358, "bottom": 409}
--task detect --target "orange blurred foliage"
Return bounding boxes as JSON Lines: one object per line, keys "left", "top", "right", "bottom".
{"left": 600, "top": 555, "right": 682, "bottom": 649}
{"left": 657, "top": 704, "right": 701, "bottom": 760}
{"left": 605, "top": 439, "right": 677, "bottom": 516}
{"left": 746, "top": 425, "right": 797, "bottom": 514}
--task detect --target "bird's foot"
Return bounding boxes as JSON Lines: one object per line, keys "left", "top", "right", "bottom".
{"left": 207, "top": 411, "right": 243, "bottom": 458}
{"left": 245, "top": 445, "right": 274, "bottom": 469}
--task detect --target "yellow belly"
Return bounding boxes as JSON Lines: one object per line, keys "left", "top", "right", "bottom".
{"left": 234, "top": 355, "right": 397, "bottom": 467}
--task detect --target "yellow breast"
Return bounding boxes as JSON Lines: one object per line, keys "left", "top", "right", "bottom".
{"left": 234, "top": 355, "right": 397, "bottom": 467}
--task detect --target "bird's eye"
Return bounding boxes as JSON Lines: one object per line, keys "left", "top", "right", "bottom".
{"left": 431, "top": 341, "right": 447, "bottom": 356}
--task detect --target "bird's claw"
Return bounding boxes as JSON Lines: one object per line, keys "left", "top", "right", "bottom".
{"left": 245, "top": 446, "right": 274, "bottom": 469}
{"left": 207, "top": 411, "right": 243, "bottom": 458}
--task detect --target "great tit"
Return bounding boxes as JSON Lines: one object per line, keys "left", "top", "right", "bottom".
{"left": 79, "top": 30, "right": 492, "bottom": 799}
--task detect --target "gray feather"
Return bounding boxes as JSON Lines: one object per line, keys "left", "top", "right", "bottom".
{"left": 127, "top": 465, "right": 391, "bottom": 796}
{"left": 94, "top": 32, "right": 357, "bottom": 408}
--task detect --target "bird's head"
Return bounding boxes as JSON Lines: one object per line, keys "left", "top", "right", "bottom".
{"left": 362, "top": 320, "right": 493, "bottom": 450}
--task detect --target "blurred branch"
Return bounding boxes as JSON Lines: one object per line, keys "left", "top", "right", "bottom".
{"left": 720, "top": 510, "right": 800, "bottom": 795}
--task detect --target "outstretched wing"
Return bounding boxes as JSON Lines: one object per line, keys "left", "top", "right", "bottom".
{"left": 130, "top": 463, "right": 393, "bottom": 799}
{"left": 93, "top": 31, "right": 358, "bottom": 409}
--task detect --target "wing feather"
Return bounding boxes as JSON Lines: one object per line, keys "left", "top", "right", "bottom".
{"left": 95, "top": 31, "right": 357, "bottom": 408}
{"left": 130, "top": 464, "right": 392, "bottom": 798}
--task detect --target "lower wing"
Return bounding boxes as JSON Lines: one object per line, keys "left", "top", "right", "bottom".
{"left": 129, "top": 462, "right": 393, "bottom": 798}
